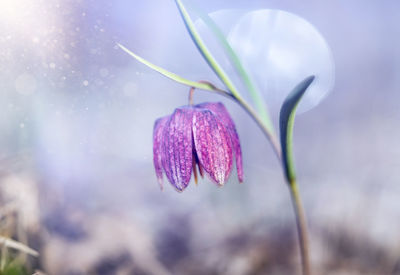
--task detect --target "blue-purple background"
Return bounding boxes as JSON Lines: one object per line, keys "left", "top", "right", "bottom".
{"left": 0, "top": 0, "right": 399, "bottom": 274}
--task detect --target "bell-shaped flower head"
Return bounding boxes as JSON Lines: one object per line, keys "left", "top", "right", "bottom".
{"left": 153, "top": 102, "right": 243, "bottom": 192}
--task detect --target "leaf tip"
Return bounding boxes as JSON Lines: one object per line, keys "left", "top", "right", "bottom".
{"left": 304, "top": 75, "right": 315, "bottom": 87}
{"left": 279, "top": 75, "right": 316, "bottom": 183}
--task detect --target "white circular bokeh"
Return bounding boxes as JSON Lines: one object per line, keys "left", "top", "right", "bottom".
{"left": 228, "top": 9, "right": 335, "bottom": 113}
{"left": 195, "top": 9, "right": 335, "bottom": 114}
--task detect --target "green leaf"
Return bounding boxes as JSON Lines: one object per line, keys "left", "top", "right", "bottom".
{"left": 279, "top": 76, "right": 315, "bottom": 183}
{"left": 191, "top": 6, "right": 275, "bottom": 134}
{"left": 174, "top": 0, "right": 241, "bottom": 99}
{"left": 117, "top": 43, "right": 218, "bottom": 92}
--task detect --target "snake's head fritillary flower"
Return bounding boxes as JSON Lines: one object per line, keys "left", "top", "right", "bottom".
{"left": 153, "top": 102, "right": 243, "bottom": 192}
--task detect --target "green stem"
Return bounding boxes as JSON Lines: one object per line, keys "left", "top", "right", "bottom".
{"left": 204, "top": 82, "right": 309, "bottom": 275}
{"left": 278, "top": 76, "right": 314, "bottom": 275}
{"left": 174, "top": 0, "right": 281, "bottom": 158}
{"left": 175, "top": 0, "right": 241, "bottom": 99}
{"left": 289, "top": 179, "right": 311, "bottom": 275}
{"left": 191, "top": 5, "right": 275, "bottom": 134}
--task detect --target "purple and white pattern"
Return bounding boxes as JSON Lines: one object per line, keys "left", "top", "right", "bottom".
{"left": 153, "top": 102, "right": 243, "bottom": 192}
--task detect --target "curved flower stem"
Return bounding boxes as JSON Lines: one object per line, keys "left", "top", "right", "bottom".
{"left": 289, "top": 180, "right": 311, "bottom": 275}
{"left": 194, "top": 81, "right": 308, "bottom": 274}
{"left": 279, "top": 76, "right": 315, "bottom": 275}
{"left": 235, "top": 90, "right": 310, "bottom": 275}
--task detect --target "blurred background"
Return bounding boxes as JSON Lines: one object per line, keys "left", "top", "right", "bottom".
{"left": 0, "top": 0, "right": 399, "bottom": 274}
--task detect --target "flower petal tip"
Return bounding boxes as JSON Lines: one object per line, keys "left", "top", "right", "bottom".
{"left": 173, "top": 185, "right": 186, "bottom": 193}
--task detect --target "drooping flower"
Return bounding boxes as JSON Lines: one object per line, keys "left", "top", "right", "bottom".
{"left": 153, "top": 102, "right": 243, "bottom": 192}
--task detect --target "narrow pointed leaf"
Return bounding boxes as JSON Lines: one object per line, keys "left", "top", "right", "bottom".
{"left": 0, "top": 236, "right": 39, "bottom": 257}
{"left": 118, "top": 43, "right": 218, "bottom": 92}
{"left": 174, "top": 0, "right": 241, "bottom": 99}
{"left": 279, "top": 76, "right": 315, "bottom": 182}
{"left": 192, "top": 7, "right": 275, "bottom": 134}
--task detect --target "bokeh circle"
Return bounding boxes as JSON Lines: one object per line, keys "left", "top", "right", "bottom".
{"left": 227, "top": 9, "right": 335, "bottom": 113}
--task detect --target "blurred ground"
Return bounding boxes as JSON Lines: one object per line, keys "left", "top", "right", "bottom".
{"left": 0, "top": 0, "right": 399, "bottom": 274}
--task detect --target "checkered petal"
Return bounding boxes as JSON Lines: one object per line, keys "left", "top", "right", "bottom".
{"left": 153, "top": 116, "right": 169, "bottom": 189}
{"left": 196, "top": 102, "right": 243, "bottom": 183}
{"left": 192, "top": 108, "right": 233, "bottom": 185}
{"left": 162, "top": 107, "right": 194, "bottom": 191}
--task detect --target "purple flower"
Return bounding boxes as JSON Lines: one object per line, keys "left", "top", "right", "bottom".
{"left": 153, "top": 102, "right": 243, "bottom": 192}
